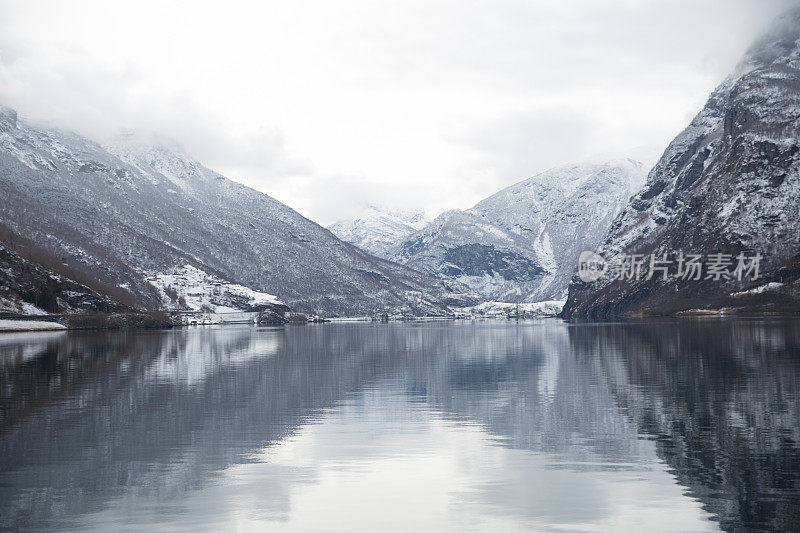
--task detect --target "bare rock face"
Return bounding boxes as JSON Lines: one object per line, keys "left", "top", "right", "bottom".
{"left": 0, "top": 120, "right": 473, "bottom": 317}
{"left": 562, "top": 8, "right": 800, "bottom": 318}
{"left": 394, "top": 161, "right": 645, "bottom": 303}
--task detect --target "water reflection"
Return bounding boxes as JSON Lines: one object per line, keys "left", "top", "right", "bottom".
{"left": 568, "top": 320, "right": 800, "bottom": 531}
{"left": 0, "top": 321, "right": 797, "bottom": 531}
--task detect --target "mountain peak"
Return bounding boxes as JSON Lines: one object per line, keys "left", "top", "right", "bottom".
{"left": 363, "top": 204, "right": 429, "bottom": 227}
{"left": 328, "top": 204, "right": 432, "bottom": 260}
{"left": 475, "top": 159, "right": 646, "bottom": 215}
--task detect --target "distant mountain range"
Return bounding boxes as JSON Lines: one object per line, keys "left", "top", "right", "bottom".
{"left": 328, "top": 205, "right": 429, "bottom": 260}
{"left": 332, "top": 162, "right": 644, "bottom": 303}
{"left": 0, "top": 111, "right": 475, "bottom": 317}
{"left": 562, "top": 7, "right": 800, "bottom": 318}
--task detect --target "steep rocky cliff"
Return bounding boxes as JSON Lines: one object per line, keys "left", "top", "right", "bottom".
{"left": 563, "top": 8, "right": 800, "bottom": 318}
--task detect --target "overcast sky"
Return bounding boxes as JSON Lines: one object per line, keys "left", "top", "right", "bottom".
{"left": 0, "top": 0, "right": 794, "bottom": 224}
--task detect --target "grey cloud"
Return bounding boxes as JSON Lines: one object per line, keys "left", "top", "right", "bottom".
{"left": 0, "top": 0, "right": 796, "bottom": 224}
{"left": 446, "top": 108, "right": 602, "bottom": 183}
{"left": 0, "top": 22, "right": 306, "bottom": 190}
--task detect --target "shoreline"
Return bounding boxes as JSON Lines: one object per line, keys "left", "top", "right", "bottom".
{"left": 4, "top": 311, "right": 800, "bottom": 334}
{"left": 0, "top": 319, "right": 68, "bottom": 333}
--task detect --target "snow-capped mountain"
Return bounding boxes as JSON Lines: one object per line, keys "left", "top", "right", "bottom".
{"left": 394, "top": 161, "right": 646, "bottom": 302}
{"left": 0, "top": 111, "right": 475, "bottom": 317}
{"left": 328, "top": 205, "right": 429, "bottom": 260}
{"left": 562, "top": 8, "right": 800, "bottom": 318}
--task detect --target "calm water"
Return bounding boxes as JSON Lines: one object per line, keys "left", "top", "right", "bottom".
{"left": 0, "top": 320, "right": 799, "bottom": 532}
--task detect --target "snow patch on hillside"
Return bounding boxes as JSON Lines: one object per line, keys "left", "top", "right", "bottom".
{"left": 732, "top": 282, "right": 784, "bottom": 297}
{"left": 455, "top": 300, "right": 565, "bottom": 319}
{"left": 147, "top": 265, "right": 283, "bottom": 313}
{"left": 0, "top": 320, "right": 66, "bottom": 332}
{"left": 0, "top": 296, "right": 49, "bottom": 315}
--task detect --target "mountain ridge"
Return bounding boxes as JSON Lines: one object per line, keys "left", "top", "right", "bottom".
{"left": 0, "top": 108, "right": 475, "bottom": 317}
{"left": 393, "top": 160, "right": 646, "bottom": 303}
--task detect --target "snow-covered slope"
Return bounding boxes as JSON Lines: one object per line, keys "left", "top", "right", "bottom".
{"left": 0, "top": 114, "right": 475, "bottom": 317}
{"left": 563, "top": 7, "right": 800, "bottom": 318}
{"left": 148, "top": 264, "right": 284, "bottom": 313}
{"left": 454, "top": 300, "right": 565, "bottom": 319}
{"left": 328, "top": 205, "right": 429, "bottom": 260}
{"left": 0, "top": 320, "right": 66, "bottom": 332}
{"left": 395, "top": 161, "right": 646, "bottom": 302}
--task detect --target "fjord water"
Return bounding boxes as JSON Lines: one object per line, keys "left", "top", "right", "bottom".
{"left": 1, "top": 321, "right": 798, "bottom": 531}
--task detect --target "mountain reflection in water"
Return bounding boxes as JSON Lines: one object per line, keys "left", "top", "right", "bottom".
{"left": 0, "top": 320, "right": 798, "bottom": 531}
